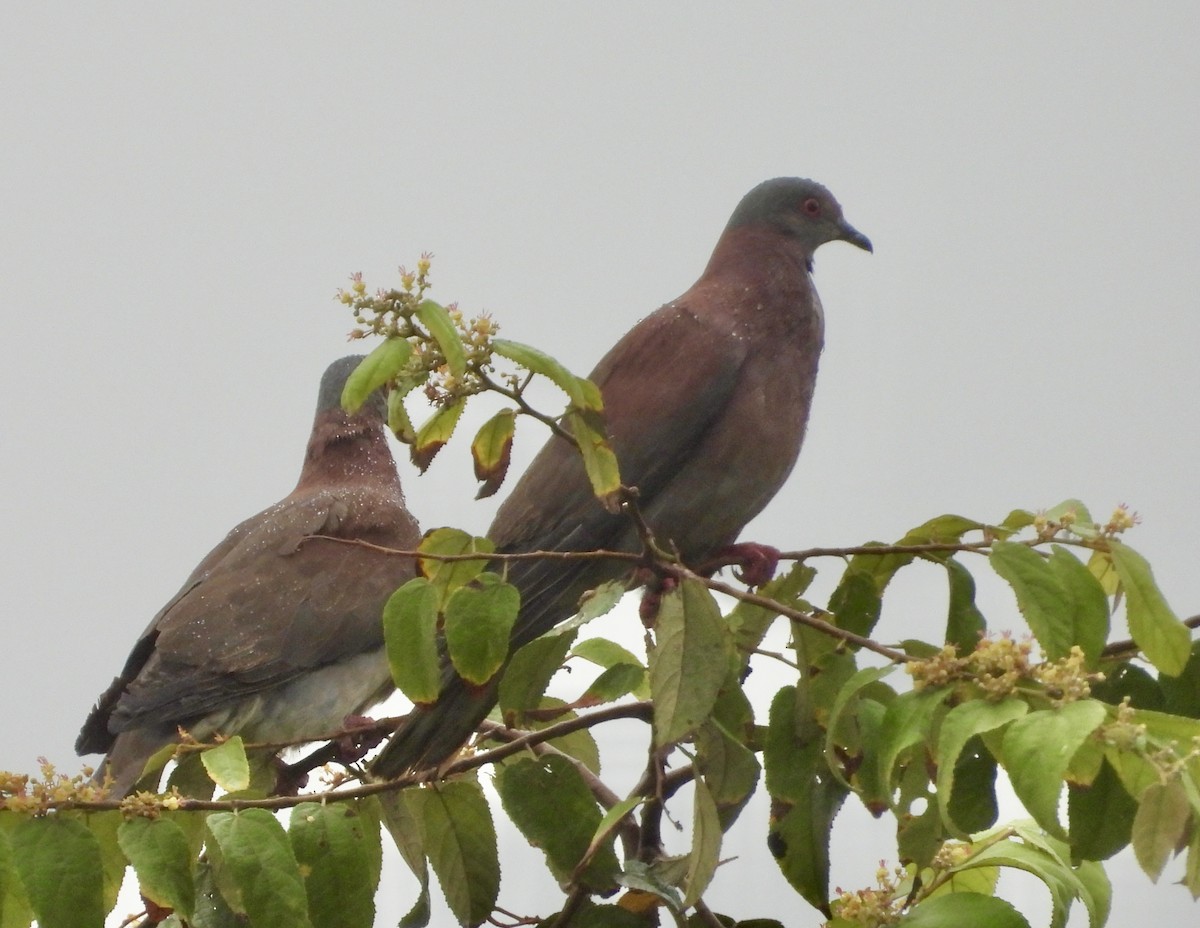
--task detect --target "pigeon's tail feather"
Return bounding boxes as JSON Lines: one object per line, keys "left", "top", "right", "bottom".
{"left": 372, "top": 678, "right": 499, "bottom": 777}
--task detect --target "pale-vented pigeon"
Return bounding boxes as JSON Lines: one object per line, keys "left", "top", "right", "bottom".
{"left": 77, "top": 356, "right": 420, "bottom": 795}
{"left": 372, "top": 177, "right": 870, "bottom": 777}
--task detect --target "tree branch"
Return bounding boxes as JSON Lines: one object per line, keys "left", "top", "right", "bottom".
{"left": 46, "top": 702, "right": 653, "bottom": 815}
{"left": 682, "top": 568, "right": 913, "bottom": 664}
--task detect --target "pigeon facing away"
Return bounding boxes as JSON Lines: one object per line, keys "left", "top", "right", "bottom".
{"left": 77, "top": 356, "right": 421, "bottom": 795}
{"left": 372, "top": 177, "right": 871, "bottom": 777}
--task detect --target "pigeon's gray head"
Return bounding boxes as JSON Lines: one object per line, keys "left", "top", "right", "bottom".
{"left": 726, "top": 177, "right": 872, "bottom": 254}
{"left": 317, "top": 355, "right": 387, "bottom": 420}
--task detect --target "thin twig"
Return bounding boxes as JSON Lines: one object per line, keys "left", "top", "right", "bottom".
{"left": 692, "top": 900, "right": 728, "bottom": 928}
{"left": 479, "top": 371, "right": 576, "bottom": 444}
{"left": 547, "top": 885, "right": 590, "bottom": 928}
{"left": 303, "top": 534, "right": 643, "bottom": 567}
{"left": 684, "top": 568, "right": 913, "bottom": 664}
{"left": 47, "top": 702, "right": 653, "bottom": 814}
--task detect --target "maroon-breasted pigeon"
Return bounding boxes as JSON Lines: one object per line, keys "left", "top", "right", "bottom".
{"left": 372, "top": 177, "right": 871, "bottom": 777}
{"left": 76, "top": 356, "right": 421, "bottom": 795}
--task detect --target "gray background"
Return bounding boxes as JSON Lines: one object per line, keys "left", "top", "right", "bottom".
{"left": 2, "top": 5, "right": 1196, "bottom": 925}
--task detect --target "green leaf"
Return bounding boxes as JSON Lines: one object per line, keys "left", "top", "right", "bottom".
{"left": 574, "top": 581, "right": 628, "bottom": 624}
{"left": 682, "top": 779, "right": 722, "bottom": 907}
{"left": 205, "top": 810, "right": 312, "bottom": 928}
{"left": 1001, "top": 508, "right": 1037, "bottom": 533}
{"left": 827, "top": 567, "right": 882, "bottom": 639}
{"left": 1047, "top": 546, "right": 1110, "bottom": 667}
{"left": 899, "top": 513, "right": 985, "bottom": 550}
{"left": 417, "top": 528, "right": 494, "bottom": 596}
{"left": 1161, "top": 641, "right": 1200, "bottom": 717}
{"left": 495, "top": 755, "right": 619, "bottom": 892}
{"left": 649, "top": 578, "right": 734, "bottom": 746}
{"left": 1046, "top": 498, "right": 1094, "bottom": 531}
{"left": 564, "top": 407, "right": 622, "bottom": 500}
{"left": 200, "top": 736, "right": 250, "bottom": 793}
{"left": 411, "top": 396, "right": 467, "bottom": 472}
{"left": 1002, "top": 700, "right": 1108, "bottom": 837}
{"left": 765, "top": 687, "right": 847, "bottom": 913}
{"left": 522, "top": 698, "right": 602, "bottom": 773}
{"left": 1186, "top": 827, "right": 1200, "bottom": 900}
{"left": 824, "top": 665, "right": 897, "bottom": 789}
{"left": 873, "top": 688, "right": 946, "bottom": 803}
{"left": 557, "top": 900, "right": 650, "bottom": 927}
{"left": 897, "top": 892, "right": 1031, "bottom": 927}
{"left": 491, "top": 338, "right": 603, "bottom": 411}
{"left": 571, "top": 637, "right": 644, "bottom": 672}
{"left": 387, "top": 382, "right": 419, "bottom": 444}
{"left": 946, "top": 739, "right": 1000, "bottom": 834}
{"left": 470, "top": 408, "right": 516, "bottom": 499}
{"left": 288, "top": 802, "right": 378, "bottom": 928}
{"left": 499, "top": 630, "right": 577, "bottom": 720}
{"left": 377, "top": 791, "right": 431, "bottom": 928}
{"left": 615, "top": 859, "right": 683, "bottom": 911}
{"left": 342, "top": 339, "right": 413, "bottom": 413}
{"left": 383, "top": 578, "right": 442, "bottom": 705}
{"left": 1073, "top": 858, "right": 1113, "bottom": 928}
{"left": 86, "top": 810, "right": 124, "bottom": 913}
{"left": 935, "top": 698, "right": 1027, "bottom": 836}
{"left": 1068, "top": 759, "right": 1137, "bottom": 861}
{"left": 728, "top": 563, "right": 816, "bottom": 660}
{"left": 190, "top": 856, "right": 242, "bottom": 928}
{"left": 10, "top": 816, "right": 105, "bottom": 928}
{"left": 1109, "top": 541, "right": 1191, "bottom": 676}
{"left": 696, "top": 718, "right": 761, "bottom": 829}
{"left": 578, "top": 663, "right": 645, "bottom": 706}
{"left": 414, "top": 299, "right": 467, "bottom": 377}
{"left": 407, "top": 781, "right": 499, "bottom": 927}
{"left": 0, "top": 822, "right": 34, "bottom": 928}
{"left": 944, "top": 559, "right": 986, "bottom": 652}
{"left": 444, "top": 574, "right": 520, "bottom": 685}
{"left": 989, "top": 541, "right": 1073, "bottom": 660}
{"left": 767, "top": 782, "right": 845, "bottom": 917}
{"left": 1091, "top": 661, "right": 1164, "bottom": 710}
{"left": 963, "top": 831, "right": 1094, "bottom": 928}
{"left": 1088, "top": 549, "right": 1120, "bottom": 596}
{"left": 765, "top": 687, "right": 812, "bottom": 803}
{"left": 1131, "top": 778, "right": 1190, "bottom": 880}
{"left": 118, "top": 817, "right": 195, "bottom": 919}
{"left": 166, "top": 752, "right": 216, "bottom": 802}
{"left": 896, "top": 789, "right": 944, "bottom": 870}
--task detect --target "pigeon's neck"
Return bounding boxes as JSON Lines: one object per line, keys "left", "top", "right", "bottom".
{"left": 696, "top": 225, "right": 822, "bottom": 342}
{"left": 701, "top": 225, "right": 816, "bottom": 283}
{"left": 295, "top": 411, "right": 400, "bottom": 492}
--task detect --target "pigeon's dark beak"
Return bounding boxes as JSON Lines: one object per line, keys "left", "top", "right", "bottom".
{"left": 837, "top": 220, "right": 872, "bottom": 253}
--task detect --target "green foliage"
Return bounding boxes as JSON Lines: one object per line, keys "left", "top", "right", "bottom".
{"left": 495, "top": 755, "right": 620, "bottom": 891}
{"left": 649, "top": 578, "right": 735, "bottom": 746}
{"left": 288, "top": 802, "right": 380, "bottom": 928}
{"left": 5, "top": 282, "right": 1198, "bottom": 926}
{"left": 5, "top": 507, "right": 1197, "bottom": 928}
{"left": 9, "top": 816, "right": 104, "bottom": 928}
{"left": 199, "top": 737, "right": 249, "bottom": 794}
{"left": 117, "top": 817, "right": 195, "bottom": 919}
{"left": 206, "top": 810, "right": 312, "bottom": 928}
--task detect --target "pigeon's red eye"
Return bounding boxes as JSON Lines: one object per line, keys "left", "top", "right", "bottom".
{"left": 802, "top": 198, "right": 821, "bottom": 217}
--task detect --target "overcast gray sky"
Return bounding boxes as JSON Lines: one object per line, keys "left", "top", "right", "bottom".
{"left": 2, "top": 5, "right": 1197, "bottom": 926}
